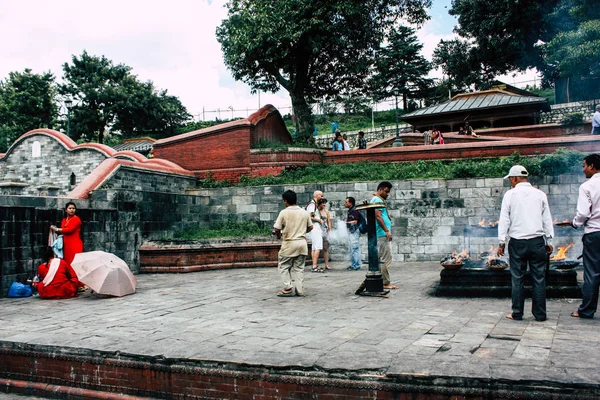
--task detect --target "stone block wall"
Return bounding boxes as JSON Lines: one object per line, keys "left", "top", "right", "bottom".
{"left": 540, "top": 99, "right": 600, "bottom": 124}
{"left": 96, "top": 167, "right": 196, "bottom": 195}
{"left": 187, "top": 175, "right": 586, "bottom": 264}
{"left": 0, "top": 133, "right": 107, "bottom": 196}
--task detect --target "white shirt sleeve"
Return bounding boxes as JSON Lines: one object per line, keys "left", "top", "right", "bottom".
{"left": 497, "top": 192, "right": 511, "bottom": 244}
{"left": 573, "top": 185, "right": 591, "bottom": 228}
{"left": 541, "top": 194, "right": 554, "bottom": 245}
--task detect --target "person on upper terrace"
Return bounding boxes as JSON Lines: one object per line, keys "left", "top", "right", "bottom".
{"left": 465, "top": 122, "right": 480, "bottom": 138}
{"left": 592, "top": 105, "right": 600, "bottom": 135}
{"left": 458, "top": 126, "right": 467, "bottom": 135}
{"left": 342, "top": 134, "right": 350, "bottom": 150}
{"left": 430, "top": 128, "right": 444, "bottom": 145}
{"left": 358, "top": 131, "right": 367, "bottom": 150}
{"left": 332, "top": 130, "right": 343, "bottom": 151}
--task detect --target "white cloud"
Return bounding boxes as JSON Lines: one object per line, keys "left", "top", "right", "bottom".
{"left": 0, "top": 0, "right": 290, "bottom": 120}
{"left": 0, "top": 0, "right": 541, "bottom": 123}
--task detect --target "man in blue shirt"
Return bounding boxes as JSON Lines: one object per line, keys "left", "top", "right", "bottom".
{"left": 370, "top": 181, "right": 397, "bottom": 289}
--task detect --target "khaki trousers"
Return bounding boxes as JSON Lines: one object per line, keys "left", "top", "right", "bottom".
{"left": 278, "top": 255, "right": 306, "bottom": 293}
{"left": 377, "top": 236, "right": 392, "bottom": 285}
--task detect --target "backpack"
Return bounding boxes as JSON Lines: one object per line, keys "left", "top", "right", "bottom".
{"left": 357, "top": 211, "right": 368, "bottom": 234}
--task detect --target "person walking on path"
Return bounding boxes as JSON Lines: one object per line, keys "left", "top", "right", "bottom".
{"left": 306, "top": 190, "right": 325, "bottom": 272}
{"left": 592, "top": 105, "right": 600, "bottom": 135}
{"left": 569, "top": 154, "right": 600, "bottom": 318}
{"left": 497, "top": 165, "right": 554, "bottom": 322}
{"left": 345, "top": 197, "right": 362, "bottom": 271}
{"left": 50, "top": 202, "right": 83, "bottom": 265}
{"left": 371, "top": 181, "right": 397, "bottom": 289}
{"left": 273, "top": 190, "right": 313, "bottom": 297}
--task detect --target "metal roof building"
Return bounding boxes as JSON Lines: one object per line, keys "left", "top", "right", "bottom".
{"left": 401, "top": 83, "right": 551, "bottom": 133}
{"left": 112, "top": 137, "right": 156, "bottom": 155}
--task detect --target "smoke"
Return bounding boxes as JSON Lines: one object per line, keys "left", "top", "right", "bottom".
{"left": 327, "top": 219, "right": 349, "bottom": 245}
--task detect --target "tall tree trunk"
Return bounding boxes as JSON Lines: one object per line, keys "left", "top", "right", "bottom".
{"left": 290, "top": 93, "right": 314, "bottom": 145}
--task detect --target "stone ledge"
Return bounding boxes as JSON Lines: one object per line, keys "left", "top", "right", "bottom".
{"left": 0, "top": 342, "right": 597, "bottom": 400}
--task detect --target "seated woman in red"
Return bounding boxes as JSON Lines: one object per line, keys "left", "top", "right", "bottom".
{"left": 35, "top": 247, "right": 82, "bottom": 299}
{"left": 50, "top": 202, "right": 83, "bottom": 265}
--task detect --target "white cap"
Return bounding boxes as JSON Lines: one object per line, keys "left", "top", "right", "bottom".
{"left": 503, "top": 165, "right": 529, "bottom": 179}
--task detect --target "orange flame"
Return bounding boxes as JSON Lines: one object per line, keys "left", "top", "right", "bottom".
{"left": 478, "top": 218, "right": 486, "bottom": 227}
{"left": 550, "top": 242, "right": 574, "bottom": 261}
{"left": 488, "top": 220, "right": 499, "bottom": 227}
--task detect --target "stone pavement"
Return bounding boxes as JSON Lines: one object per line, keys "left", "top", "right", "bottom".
{"left": 1, "top": 262, "right": 599, "bottom": 394}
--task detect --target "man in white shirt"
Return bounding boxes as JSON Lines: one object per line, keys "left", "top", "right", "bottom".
{"left": 497, "top": 165, "right": 554, "bottom": 321}
{"left": 273, "top": 190, "right": 313, "bottom": 297}
{"left": 592, "top": 105, "right": 600, "bottom": 135}
{"left": 570, "top": 154, "right": 600, "bottom": 318}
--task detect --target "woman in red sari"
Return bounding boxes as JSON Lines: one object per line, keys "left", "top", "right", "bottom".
{"left": 35, "top": 247, "right": 81, "bottom": 299}
{"left": 51, "top": 202, "right": 83, "bottom": 265}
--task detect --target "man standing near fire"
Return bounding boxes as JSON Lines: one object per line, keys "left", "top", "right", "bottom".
{"left": 497, "top": 165, "right": 554, "bottom": 322}
{"left": 570, "top": 154, "right": 600, "bottom": 318}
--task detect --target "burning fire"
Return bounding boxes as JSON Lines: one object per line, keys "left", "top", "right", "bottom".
{"left": 553, "top": 218, "right": 571, "bottom": 225}
{"left": 550, "top": 242, "right": 574, "bottom": 261}
{"left": 443, "top": 249, "right": 471, "bottom": 264}
{"left": 477, "top": 218, "right": 499, "bottom": 227}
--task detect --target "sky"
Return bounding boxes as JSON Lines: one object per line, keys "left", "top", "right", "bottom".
{"left": 1, "top": 0, "right": 538, "bottom": 120}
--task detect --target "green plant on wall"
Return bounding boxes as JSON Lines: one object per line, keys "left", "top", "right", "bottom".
{"left": 197, "top": 149, "right": 585, "bottom": 188}
{"left": 562, "top": 112, "right": 584, "bottom": 126}
{"left": 174, "top": 220, "right": 271, "bottom": 240}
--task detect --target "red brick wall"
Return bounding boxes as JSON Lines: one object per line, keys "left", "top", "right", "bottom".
{"left": 139, "top": 241, "right": 280, "bottom": 273}
{"left": 154, "top": 127, "right": 251, "bottom": 172}
{"left": 248, "top": 104, "right": 293, "bottom": 146}
{"left": 325, "top": 135, "right": 600, "bottom": 164}
{"left": 0, "top": 344, "right": 583, "bottom": 399}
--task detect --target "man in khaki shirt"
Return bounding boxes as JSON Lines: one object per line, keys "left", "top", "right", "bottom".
{"left": 273, "top": 190, "right": 313, "bottom": 297}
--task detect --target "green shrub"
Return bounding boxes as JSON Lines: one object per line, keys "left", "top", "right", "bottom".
{"left": 174, "top": 220, "right": 271, "bottom": 239}
{"left": 562, "top": 112, "right": 584, "bottom": 126}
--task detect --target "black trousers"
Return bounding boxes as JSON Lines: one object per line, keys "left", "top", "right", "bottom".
{"left": 578, "top": 231, "right": 600, "bottom": 318}
{"left": 508, "top": 236, "right": 547, "bottom": 320}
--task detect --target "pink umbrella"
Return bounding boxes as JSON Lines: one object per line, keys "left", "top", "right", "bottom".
{"left": 71, "top": 251, "right": 136, "bottom": 297}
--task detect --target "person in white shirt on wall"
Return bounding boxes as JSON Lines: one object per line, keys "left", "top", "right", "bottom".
{"left": 592, "top": 105, "right": 600, "bottom": 135}
{"left": 497, "top": 165, "right": 554, "bottom": 322}
{"left": 569, "top": 154, "right": 600, "bottom": 318}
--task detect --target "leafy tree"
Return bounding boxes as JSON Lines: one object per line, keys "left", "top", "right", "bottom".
{"left": 60, "top": 51, "right": 133, "bottom": 143}
{"left": 0, "top": 69, "right": 57, "bottom": 152}
{"left": 60, "top": 51, "right": 191, "bottom": 143}
{"left": 435, "top": 0, "right": 599, "bottom": 88}
{"left": 216, "top": 0, "right": 431, "bottom": 144}
{"left": 371, "top": 26, "right": 433, "bottom": 110}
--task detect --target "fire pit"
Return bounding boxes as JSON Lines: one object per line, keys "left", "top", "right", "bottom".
{"left": 440, "top": 249, "right": 469, "bottom": 270}
{"left": 487, "top": 258, "right": 509, "bottom": 270}
{"left": 441, "top": 262, "right": 464, "bottom": 270}
{"left": 551, "top": 260, "right": 580, "bottom": 270}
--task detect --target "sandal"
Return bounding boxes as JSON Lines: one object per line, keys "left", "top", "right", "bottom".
{"left": 325, "top": 265, "right": 332, "bottom": 270}
{"left": 317, "top": 268, "right": 325, "bottom": 273}
{"left": 277, "top": 289, "right": 295, "bottom": 297}
{"left": 311, "top": 267, "right": 319, "bottom": 273}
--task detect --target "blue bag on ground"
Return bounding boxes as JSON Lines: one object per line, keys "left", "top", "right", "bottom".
{"left": 8, "top": 282, "right": 32, "bottom": 298}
